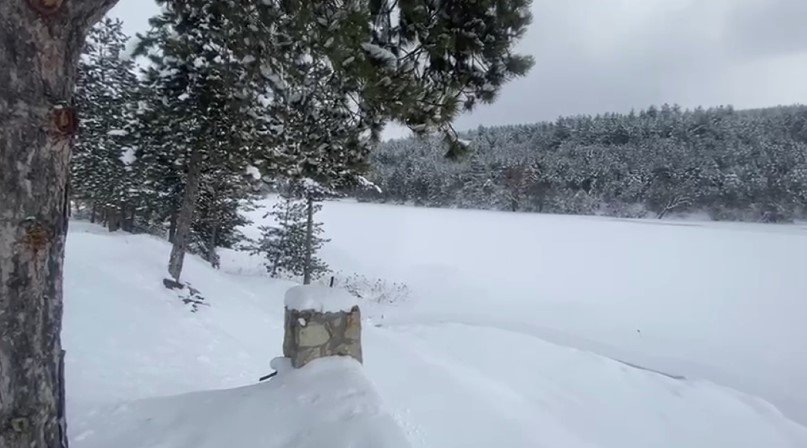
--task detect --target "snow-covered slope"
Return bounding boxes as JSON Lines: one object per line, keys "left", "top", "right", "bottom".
{"left": 64, "top": 203, "right": 807, "bottom": 447}
{"left": 64, "top": 222, "right": 290, "bottom": 406}
{"left": 302, "top": 200, "right": 807, "bottom": 426}
{"left": 65, "top": 223, "right": 407, "bottom": 448}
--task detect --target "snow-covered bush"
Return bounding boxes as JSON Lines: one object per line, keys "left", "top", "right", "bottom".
{"left": 548, "top": 191, "right": 600, "bottom": 216}
{"left": 331, "top": 273, "right": 410, "bottom": 305}
{"left": 599, "top": 202, "right": 649, "bottom": 219}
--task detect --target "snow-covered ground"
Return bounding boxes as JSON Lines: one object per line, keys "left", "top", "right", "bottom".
{"left": 71, "top": 356, "right": 409, "bottom": 448}
{"left": 64, "top": 200, "right": 807, "bottom": 447}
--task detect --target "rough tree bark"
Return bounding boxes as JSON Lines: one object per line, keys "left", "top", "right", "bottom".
{"left": 167, "top": 147, "right": 203, "bottom": 281}
{"left": 0, "top": 1, "right": 120, "bottom": 447}
{"left": 303, "top": 194, "right": 314, "bottom": 285}
{"left": 167, "top": 207, "right": 177, "bottom": 243}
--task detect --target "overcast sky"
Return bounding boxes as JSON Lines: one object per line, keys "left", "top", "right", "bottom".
{"left": 108, "top": 0, "right": 807, "bottom": 138}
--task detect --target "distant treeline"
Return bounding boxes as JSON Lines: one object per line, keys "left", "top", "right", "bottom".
{"left": 358, "top": 104, "right": 807, "bottom": 222}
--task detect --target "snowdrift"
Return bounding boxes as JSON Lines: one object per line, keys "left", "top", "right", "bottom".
{"left": 71, "top": 358, "right": 409, "bottom": 448}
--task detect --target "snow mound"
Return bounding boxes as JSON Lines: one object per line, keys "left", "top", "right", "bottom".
{"left": 71, "top": 357, "right": 410, "bottom": 448}
{"left": 285, "top": 285, "right": 358, "bottom": 313}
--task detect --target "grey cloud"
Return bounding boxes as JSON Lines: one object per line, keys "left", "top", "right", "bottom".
{"left": 724, "top": 0, "right": 807, "bottom": 59}
{"left": 455, "top": 0, "right": 807, "bottom": 131}
{"left": 105, "top": 0, "right": 807, "bottom": 136}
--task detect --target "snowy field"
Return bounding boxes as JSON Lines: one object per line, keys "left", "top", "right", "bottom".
{"left": 64, "top": 199, "right": 807, "bottom": 447}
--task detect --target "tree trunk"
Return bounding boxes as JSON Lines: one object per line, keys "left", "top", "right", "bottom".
{"left": 0, "top": 1, "right": 119, "bottom": 447}
{"left": 119, "top": 203, "right": 134, "bottom": 232}
{"left": 90, "top": 201, "right": 97, "bottom": 223}
{"left": 127, "top": 205, "right": 136, "bottom": 231}
{"left": 303, "top": 194, "right": 314, "bottom": 285}
{"left": 119, "top": 203, "right": 127, "bottom": 231}
{"left": 207, "top": 223, "right": 219, "bottom": 269}
{"left": 168, "top": 207, "right": 178, "bottom": 243}
{"left": 142, "top": 206, "right": 152, "bottom": 225}
{"left": 168, "top": 147, "right": 203, "bottom": 281}
{"left": 107, "top": 206, "right": 121, "bottom": 232}
{"left": 271, "top": 196, "right": 292, "bottom": 278}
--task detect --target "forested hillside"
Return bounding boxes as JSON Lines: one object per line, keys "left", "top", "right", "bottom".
{"left": 361, "top": 105, "right": 807, "bottom": 221}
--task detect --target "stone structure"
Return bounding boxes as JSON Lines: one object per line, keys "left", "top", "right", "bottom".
{"left": 283, "top": 305, "right": 363, "bottom": 368}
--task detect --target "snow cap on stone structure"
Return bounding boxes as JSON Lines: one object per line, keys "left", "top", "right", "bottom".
{"left": 284, "top": 285, "right": 358, "bottom": 313}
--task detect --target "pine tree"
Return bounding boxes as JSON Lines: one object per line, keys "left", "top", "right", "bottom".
{"left": 127, "top": 69, "right": 187, "bottom": 240}
{"left": 134, "top": 1, "right": 264, "bottom": 281}
{"left": 72, "top": 17, "right": 139, "bottom": 231}
{"left": 253, "top": 183, "right": 330, "bottom": 282}
{"left": 132, "top": 0, "right": 534, "bottom": 283}
{"left": 256, "top": 0, "right": 535, "bottom": 156}
{"left": 191, "top": 168, "right": 256, "bottom": 268}
{"left": 364, "top": 104, "right": 807, "bottom": 222}
{"left": 501, "top": 161, "right": 538, "bottom": 211}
